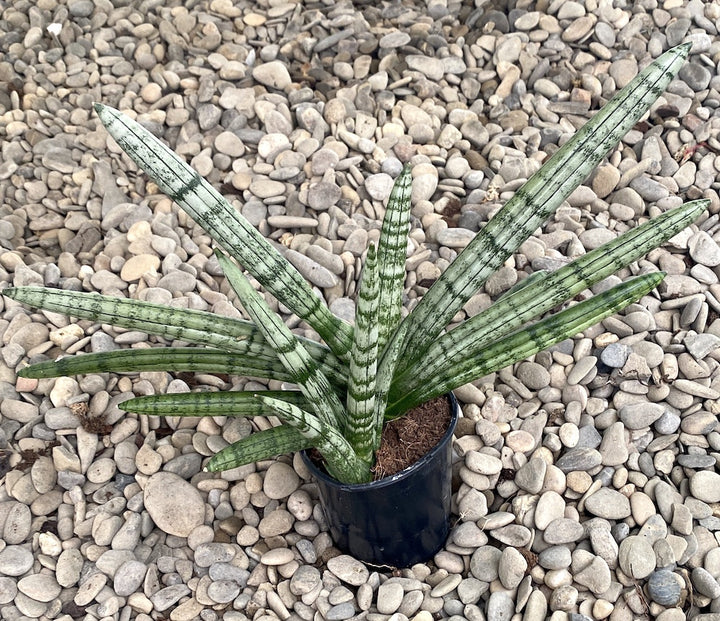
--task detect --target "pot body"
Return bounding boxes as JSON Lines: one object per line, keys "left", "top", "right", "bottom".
{"left": 301, "top": 393, "right": 459, "bottom": 567}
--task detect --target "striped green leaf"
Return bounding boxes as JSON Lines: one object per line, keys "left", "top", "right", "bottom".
{"left": 121, "top": 390, "right": 306, "bottom": 416}
{"left": 94, "top": 103, "right": 353, "bottom": 358}
{"left": 346, "top": 243, "right": 380, "bottom": 464}
{"left": 17, "top": 348, "right": 292, "bottom": 382}
{"left": 386, "top": 272, "right": 665, "bottom": 416}
{"left": 375, "top": 164, "right": 412, "bottom": 351}
{"left": 4, "top": 287, "right": 344, "bottom": 383}
{"left": 216, "top": 250, "right": 347, "bottom": 431}
{"left": 256, "top": 394, "right": 370, "bottom": 483}
{"left": 393, "top": 42, "right": 692, "bottom": 374}
{"left": 206, "top": 425, "right": 313, "bottom": 472}
{"left": 391, "top": 199, "right": 708, "bottom": 404}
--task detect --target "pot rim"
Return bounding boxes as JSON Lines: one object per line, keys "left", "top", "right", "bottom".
{"left": 301, "top": 392, "right": 459, "bottom": 492}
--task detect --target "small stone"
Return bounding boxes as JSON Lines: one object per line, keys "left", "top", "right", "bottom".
{"left": 514, "top": 458, "right": 547, "bottom": 494}
{"left": 290, "top": 565, "right": 321, "bottom": 595}
{"left": 263, "top": 462, "right": 300, "bottom": 499}
{"left": 150, "top": 584, "right": 191, "bottom": 612}
{"left": 693, "top": 566, "right": 720, "bottom": 598}
{"left": 0, "top": 546, "right": 33, "bottom": 576}
{"left": 214, "top": 131, "right": 245, "bottom": 157}
{"left": 195, "top": 543, "right": 236, "bottom": 567}
{"left": 379, "top": 31, "right": 411, "bottom": 48}
{"left": 535, "top": 491, "right": 566, "bottom": 530}
{"left": 647, "top": 570, "right": 682, "bottom": 606}
{"left": 498, "top": 547, "right": 527, "bottom": 589}
{"left": 377, "top": 582, "right": 404, "bottom": 614}
{"left": 261, "top": 547, "right": 294, "bottom": 566}
{"left": 555, "top": 448, "right": 602, "bottom": 472}
{"left": 618, "top": 402, "right": 665, "bottom": 429}
{"left": 491, "top": 524, "right": 532, "bottom": 547}
{"left": 207, "top": 580, "right": 241, "bottom": 603}
{"left": 143, "top": 472, "right": 205, "bottom": 537}
{"left": 516, "top": 361, "right": 550, "bottom": 390}
{"left": 56, "top": 548, "right": 84, "bottom": 587}
{"left": 543, "top": 518, "right": 585, "bottom": 545}
{"left": 74, "top": 572, "right": 108, "bottom": 606}
{"left": 114, "top": 561, "right": 148, "bottom": 597}
{"left": 364, "top": 173, "right": 394, "bottom": 200}
{"left": 326, "top": 555, "right": 369, "bottom": 586}
{"left": 430, "top": 574, "right": 462, "bottom": 597}
{"left": 690, "top": 471, "right": 720, "bottom": 503}
{"left": 258, "top": 509, "right": 294, "bottom": 537}
{"left": 685, "top": 333, "right": 720, "bottom": 359}
{"left": 120, "top": 254, "right": 160, "bottom": 281}
{"left": 486, "top": 591, "right": 515, "bottom": 621}
{"left": 584, "top": 488, "right": 631, "bottom": 520}
{"left": 465, "top": 451, "right": 502, "bottom": 475}
{"left": 599, "top": 422, "right": 628, "bottom": 466}
{"left": 539, "top": 546, "right": 572, "bottom": 570}
{"left": 470, "top": 546, "right": 502, "bottom": 582}
{"left": 618, "top": 536, "right": 656, "bottom": 579}
{"left": 406, "top": 55, "right": 444, "bottom": 80}
{"left": 307, "top": 181, "right": 342, "bottom": 211}
{"left": 573, "top": 556, "right": 611, "bottom": 595}
{"left": 285, "top": 249, "right": 339, "bottom": 288}
{"left": 252, "top": 61, "right": 292, "bottom": 90}
{"left": 250, "top": 177, "right": 286, "bottom": 199}
{"left": 3, "top": 502, "right": 31, "bottom": 544}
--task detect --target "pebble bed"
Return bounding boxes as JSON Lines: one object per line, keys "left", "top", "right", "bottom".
{"left": 1, "top": 0, "right": 720, "bottom": 620}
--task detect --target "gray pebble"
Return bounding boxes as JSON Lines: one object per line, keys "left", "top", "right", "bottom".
{"left": 600, "top": 343, "right": 631, "bottom": 368}
{"left": 207, "top": 579, "right": 241, "bottom": 603}
{"left": 470, "top": 546, "right": 502, "bottom": 582}
{"left": 555, "top": 447, "right": 602, "bottom": 472}
{"left": 690, "top": 471, "right": 720, "bottom": 503}
{"left": 618, "top": 402, "right": 665, "bottom": 430}
{"left": 538, "top": 546, "right": 571, "bottom": 570}
{"left": 285, "top": 249, "right": 339, "bottom": 288}
{"left": 618, "top": 535, "right": 656, "bottom": 579}
{"left": 377, "top": 581, "right": 404, "bottom": 614}
{"left": 584, "top": 488, "right": 631, "bottom": 520}
{"left": 326, "top": 555, "right": 369, "bottom": 586}
{"left": 0, "top": 546, "right": 33, "bottom": 576}
{"left": 647, "top": 570, "right": 682, "bottom": 606}
{"left": 543, "top": 518, "right": 585, "bottom": 545}
{"left": 486, "top": 591, "right": 514, "bottom": 621}
{"left": 113, "top": 560, "right": 148, "bottom": 597}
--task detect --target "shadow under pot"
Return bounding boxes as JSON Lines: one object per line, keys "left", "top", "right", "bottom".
{"left": 301, "top": 392, "right": 459, "bottom": 568}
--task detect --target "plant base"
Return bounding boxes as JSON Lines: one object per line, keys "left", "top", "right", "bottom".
{"left": 302, "top": 393, "right": 459, "bottom": 567}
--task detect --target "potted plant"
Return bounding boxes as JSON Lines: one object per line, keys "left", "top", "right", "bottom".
{"left": 3, "top": 43, "right": 704, "bottom": 566}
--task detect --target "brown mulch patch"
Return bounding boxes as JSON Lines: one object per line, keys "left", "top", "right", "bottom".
{"left": 372, "top": 395, "right": 452, "bottom": 480}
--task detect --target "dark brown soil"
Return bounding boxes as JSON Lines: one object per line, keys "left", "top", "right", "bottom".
{"left": 371, "top": 395, "right": 452, "bottom": 480}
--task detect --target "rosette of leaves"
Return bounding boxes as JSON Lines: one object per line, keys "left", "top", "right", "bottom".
{"left": 4, "top": 44, "right": 706, "bottom": 484}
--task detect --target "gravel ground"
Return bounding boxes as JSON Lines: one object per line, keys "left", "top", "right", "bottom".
{"left": 2, "top": 0, "right": 720, "bottom": 620}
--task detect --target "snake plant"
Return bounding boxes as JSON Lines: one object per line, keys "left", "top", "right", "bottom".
{"left": 4, "top": 44, "right": 705, "bottom": 483}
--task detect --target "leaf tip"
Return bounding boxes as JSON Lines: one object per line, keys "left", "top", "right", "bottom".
{"left": 676, "top": 41, "right": 693, "bottom": 57}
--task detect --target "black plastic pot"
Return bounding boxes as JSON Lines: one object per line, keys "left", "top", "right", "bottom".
{"left": 301, "top": 393, "right": 459, "bottom": 568}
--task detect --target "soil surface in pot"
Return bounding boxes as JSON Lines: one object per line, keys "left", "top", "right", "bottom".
{"left": 371, "top": 395, "right": 452, "bottom": 480}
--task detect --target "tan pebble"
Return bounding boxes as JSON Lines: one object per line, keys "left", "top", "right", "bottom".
{"left": 261, "top": 547, "right": 294, "bottom": 566}
{"left": 120, "top": 254, "right": 160, "bottom": 281}
{"left": 144, "top": 472, "right": 205, "bottom": 537}
{"left": 566, "top": 471, "right": 592, "bottom": 493}
{"left": 504, "top": 430, "right": 536, "bottom": 453}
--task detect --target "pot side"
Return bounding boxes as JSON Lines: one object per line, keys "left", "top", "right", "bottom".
{"left": 301, "top": 393, "right": 459, "bottom": 568}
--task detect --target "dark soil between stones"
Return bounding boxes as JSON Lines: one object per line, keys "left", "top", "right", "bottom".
{"left": 371, "top": 395, "right": 452, "bottom": 480}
